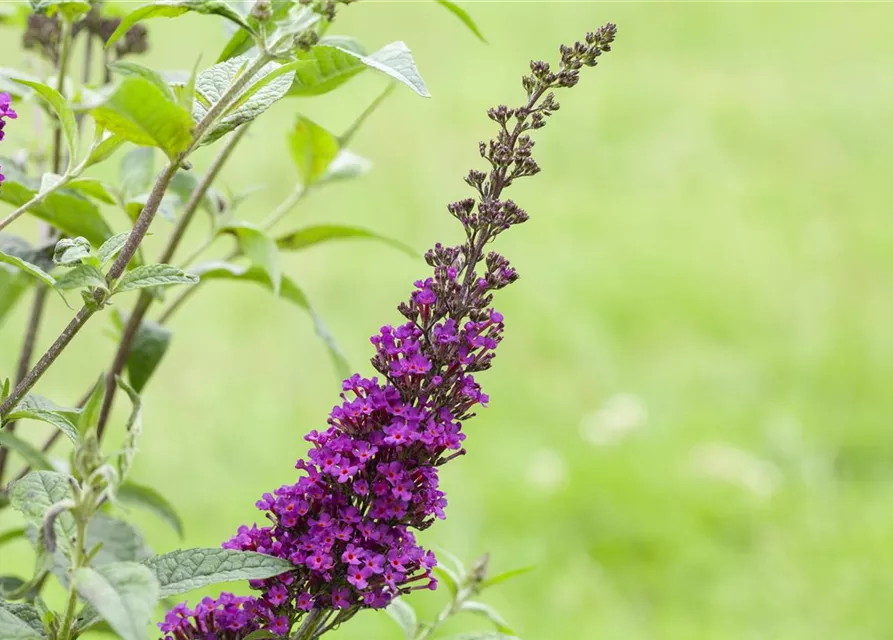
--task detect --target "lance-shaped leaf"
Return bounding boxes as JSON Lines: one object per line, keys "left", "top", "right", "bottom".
{"left": 118, "top": 481, "right": 184, "bottom": 538}
{"left": 97, "top": 232, "right": 131, "bottom": 267}
{"left": 3, "top": 395, "right": 80, "bottom": 444}
{"left": 219, "top": 223, "right": 280, "bottom": 294}
{"left": 112, "top": 264, "right": 198, "bottom": 294}
{"left": 277, "top": 224, "right": 416, "bottom": 257}
{"left": 12, "top": 78, "right": 77, "bottom": 169}
{"left": 0, "top": 250, "right": 56, "bottom": 290}
{"left": 8, "top": 471, "right": 76, "bottom": 554}
{"left": 54, "top": 264, "right": 107, "bottom": 291}
{"left": 435, "top": 0, "right": 487, "bottom": 43}
{"left": 142, "top": 548, "right": 294, "bottom": 596}
{"left": 119, "top": 147, "right": 155, "bottom": 200}
{"left": 0, "top": 431, "right": 53, "bottom": 471}
{"left": 86, "top": 132, "right": 125, "bottom": 167}
{"left": 217, "top": 0, "right": 310, "bottom": 62}
{"left": 89, "top": 76, "right": 194, "bottom": 158}
{"left": 106, "top": 0, "right": 254, "bottom": 50}
{"left": 65, "top": 177, "right": 117, "bottom": 204}
{"left": 0, "top": 236, "right": 34, "bottom": 328}
{"left": 0, "top": 602, "right": 44, "bottom": 639}
{"left": 290, "top": 40, "right": 429, "bottom": 98}
{"left": 192, "top": 262, "right": 348, "bottom": 376}
{"left": 0, "top": 160, "right": 113, "bottom": 245}
{"left": 481, "top": 565, "right": 534, "bottom": 589}
{"left": 459, "top": 602, "right": 514, "bottom": 634}
{"left": 115, "top": 377, "right": 142, "bottom": 480}
{"left": 74, "top": 562, "right": 159, "bottom": 640}
{"left": 112, "top": 312, "right": 172, "bottom": 393}
{"left": 385, "top": 598, "right": 417, "bottom": 639}
{"left": 193, "top": 57, "right": 298, "bottom": 144}
{"left": 289, "top": 116, "right": 339, "bottom": 187}
{"left": 108, "top": 61, "right": 177, "bottom": 103}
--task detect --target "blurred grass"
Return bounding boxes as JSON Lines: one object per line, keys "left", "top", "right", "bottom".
{"left": 3, "top": 2, "right": 893, "bottom": 639}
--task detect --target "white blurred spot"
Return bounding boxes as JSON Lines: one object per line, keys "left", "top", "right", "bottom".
{"left": 526, "top": 448, "right": 568, "bottom": 495}
{"left": 580, "top": 393, "right": 648, "bottom": 446}
{"left": 690, "top": 442, "right": 782, "bottom": 498}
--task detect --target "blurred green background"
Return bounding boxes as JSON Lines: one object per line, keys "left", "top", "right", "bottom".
{"left": 4, "top": 2, "right": 893, "bottom": 638}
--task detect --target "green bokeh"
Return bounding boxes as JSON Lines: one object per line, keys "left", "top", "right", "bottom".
{"left": 3, "top": 2, "right": 893, "bottom": 639}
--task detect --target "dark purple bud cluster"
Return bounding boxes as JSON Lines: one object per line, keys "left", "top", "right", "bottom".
{"left": 160, "top": 24, "right": 616, "bottom": 640}
{"left": 23, "top": 10, "right": 148, "bottom": 63}
{"left": 298, "top": 0, "right": 357, "bottom": 23}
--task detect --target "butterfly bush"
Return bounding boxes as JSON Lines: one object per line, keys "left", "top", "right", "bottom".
{"left": 0, "top": 92, "right": 16, "bottom": 189}
{"left": 160, "top": 24, "right": 617, "bottom": 640}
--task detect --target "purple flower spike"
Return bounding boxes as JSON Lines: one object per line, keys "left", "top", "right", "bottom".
{"left": 161, "top": 24, "right": 617, "bottom": 640}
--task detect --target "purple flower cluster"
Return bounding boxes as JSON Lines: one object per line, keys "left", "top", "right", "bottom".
{"left": 160, "top": 25, "right": 616, "bottom": 640}
{"left": 0, "top": 92, "right": 16, "bottom": 189}
{"left": 159, "top": 594, "right": 288, "bottom": 640}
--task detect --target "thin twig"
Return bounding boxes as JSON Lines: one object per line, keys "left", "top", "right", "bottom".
{"left": 95, "top": 125, "right": 252, "bottom": 437}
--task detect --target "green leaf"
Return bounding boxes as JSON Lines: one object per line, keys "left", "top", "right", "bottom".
{"left": 0, "top": 528, "right": 26, "bottom": 547}
{"left": 0, "top": 250, "right": 56, "bottom": 289}
{"left": 0, "top": 160, "right": 114, "bottom": 245}
{"left": 220, "top": 223, "right": 280, "bottom": 295}
{"left": 114, "top": 313, "right": 172, "bottom": 393}
{"left": 142, "top": 548, "right": 294, "bottom": 597}
{"left": 124, "top": 193, "right": 178, "bottom": 223}
{"left": 8, "top": 471, "right": 76, "bottom": 554}
{"left": 120, "top": 147, "right": 156, "bottom": 200}
{"left": 89, "top": 76, "right": 194, "bottom": 158}
{"left": 435, "top": 0, "right": 487, "bottom": 42}
{"left": 168, "top": 170, "right": 219, "bottom": 217}
{"left": 86, "top": 133, "right": 125, "bottom": 167}
{"left": 481, "top": 566, "right": 534, "bottom": 589}
{"left": 53, "top": 237, "right": 92, "bottom": 267}
{"left": 0, "top": 236, "right": 34, "bottom": 329}
{"left": 288, "top": 116, "right": 340, "bottom": 187}
{"left": 289, "top": 44, "right": 365, "bottom": 97}
{"left": 318, "top": 42, "right": 429, "bottom": 98}
{"left": 4, "top": 395, "right": 80, "bottom": 444}
{"left": 432, "top": 565, "right": 458, "bottom": 597}
{"left": 53, "top": 264, "right": 107, "bottom": 291}
{"left": 276, "top": 224, "right": 415, "bottom": 257}
{"left": 112, "top": 263, "right": 198, "bottom": 294}
{"left": 193, "top": 57, "right": 297, "bottom": 144}
{"left": 117, "top": 481, "right": 184, "bottom": 538}
{"left": 84, "top": 515, "right": 152, "bottom": 567}
{"left": 321, "top": 149, "right": 371, "bottom": 183}
{"left": 385, "top": 598, "right": 417, "bottom": 639}
{"left": 64, "top": 178, "right": 117, "bottom": 205}
{"left": 192, "top": 262, "right": 347, "bottom": 376}
{"left": 0, "top": 575, "right": 26, "bottom": 596}
{"left": 79, "top": 375, "right": 107, "bottom": 437}
{"left": 12, "top": 78, "right": 78, "bottom": 167}
{"left": 38, "top": 172, "right": 63, "bottom": 196}
{"left": 459, "top": 602, "right": 514, "bottom": 634}
{"left": 0, "top": 602, "right": 44, "bottom": 639}
{"left": 30, "top": 0, "right": 90, "bottom": 20}
{"left": 0, "top": 431, "right": 53, "bottom": 471}
{"left": 115, "top": 377, "right": 142, "bottom": 480}
{"left": 97, "top": 232, "right": 131, "bottom": 267}
{"left": 106, "top": 0, "right": 254, "bottom": 50}
{"left": 108, "top": 60, "right": 177, "bottom": 103}
{"left": 74, "top": 562, "right": 159, "bottom": 640}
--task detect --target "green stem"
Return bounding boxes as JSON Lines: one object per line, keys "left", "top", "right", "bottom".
{"left": 57, "top": 514, "right": 87, "bottom": 640}
{"left": 292, "top": 609, "right": 326, "bottom": 640}
{"left": 414, "top": 586, "right": 472, "bottom": 640}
